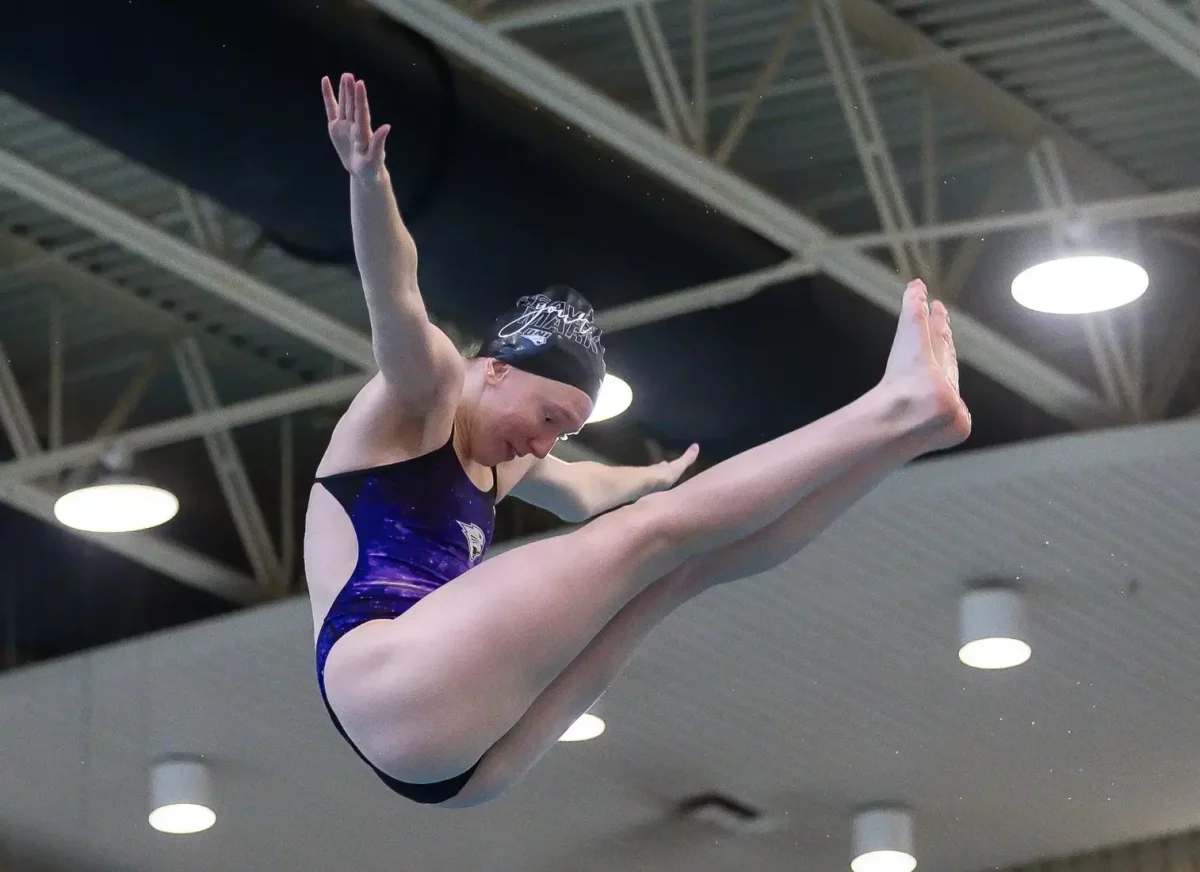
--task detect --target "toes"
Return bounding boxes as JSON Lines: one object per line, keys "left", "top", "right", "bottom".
{"left": 930, "top": 299, "right": 948, "bottom": 333}
{"left": 904, "top": 280, "right": 929, "bottom": 319}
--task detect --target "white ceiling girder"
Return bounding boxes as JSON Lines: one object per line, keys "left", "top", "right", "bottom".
{"left": 0, "top": 146, "right": 608, "bottom": 464}
{"left": 487, "top": 0, "right": 662, "bottom": 32}
{"left": 594, "top": 258, "right": 815, "bottom": 333}
{"left": 840, "top": 184, "right": 1200, "bottom": 249}
{"left": 0, "top": 338, "right": 260, "bottom": 602}
{"left": 0, "top": 373, "right": 370, "bottom": 484}
{"left": 174, "top": 337, "right": 284, "bottom": 590}
{"left": 1, "top": 480, "right": 262, "bottom": 603}
{"left": 366, "top": 0, "right": 1114, "bottom": 427}
{"left": 0, "top": 146, "right": 377, "bottom": 370}
{"left": 1085, "top": 0, "right": 1200, "bottom": 82}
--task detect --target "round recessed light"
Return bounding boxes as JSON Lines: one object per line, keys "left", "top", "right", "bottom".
{"left": 54, "top": 482, "right": 179, "bottom": 533}
{"left": 559, "top": 712, "right": 606, "bottom": 742}
{"left": 587, "top": 374, "right": 633, "bottom": 424}
{"left": 1011, "top": 255, "right": 1147, "bottom": 314}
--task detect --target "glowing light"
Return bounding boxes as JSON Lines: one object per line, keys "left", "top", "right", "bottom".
{"left": 587, "top": 374, "right": 633, "bottom": 423}
{"left": 559, "top": 713, "right": 606, "bottom": 742}
{"left": 958, "top": 637, "right": 1032, "bottom": 670}
{"left": 149, "top": 758, "right": 214, "bottom": 835}
{"left": 54, "top": 482, "right": 179, "bottom": 532}
{"left": 148, "top": 803, "right": 216, "bottom": 835}
{"left": 959, "top": 588, "right": 1030, "bottom": 670}
{"left": 852, "top": 807, "right": 916, "bottom": 872}
{"left": 1011, "top": 255, "right": 1147, "bottom": 314}
{"left": 852, "top": 851, "right": 918, "bottom": 872}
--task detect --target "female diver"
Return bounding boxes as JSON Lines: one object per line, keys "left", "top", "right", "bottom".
{"left": 305, "top": 73, "right": 971, "bottom": 810}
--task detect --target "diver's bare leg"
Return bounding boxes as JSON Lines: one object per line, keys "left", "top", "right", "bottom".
{"left": 322, "top": 284, "right": 968, "bottom": 789}
{"left": 442, "top": 422, "right": 938, "bottom": 807}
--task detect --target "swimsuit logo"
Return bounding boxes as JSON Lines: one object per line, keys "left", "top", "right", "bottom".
{"left": 497, "top": 294, "right": 603, "bottom": 354}
{"left": 457, "top": 520, "right": 485, "bottom": 564}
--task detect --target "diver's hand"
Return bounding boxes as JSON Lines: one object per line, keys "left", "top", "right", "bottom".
{"left": 322, "top": 73, "right": 391, "bottom": 179}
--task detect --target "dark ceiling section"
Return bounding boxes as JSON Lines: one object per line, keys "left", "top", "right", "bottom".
{"left": 0, "top": 0, "right": 873, "bottom": 456}
{"left": 0, "top": 0, "right": 1056, "bottom": 668}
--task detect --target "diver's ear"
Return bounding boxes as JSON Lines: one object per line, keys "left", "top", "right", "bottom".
{"left": 484, "top": 359, "right": 511, "bottom": 386}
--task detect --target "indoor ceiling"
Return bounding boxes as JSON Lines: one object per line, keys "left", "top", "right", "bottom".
{"left": 1, "top": 0, "right": 1200, "bottom": 865}
{"left": 3, "top": 417, "right": 1200, "bottom": 871}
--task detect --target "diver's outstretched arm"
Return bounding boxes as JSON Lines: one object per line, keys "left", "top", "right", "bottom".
{"left": 322, "top": 73, "right": 461, "bottom": 408}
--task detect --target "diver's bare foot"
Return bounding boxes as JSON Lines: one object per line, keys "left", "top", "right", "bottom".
{"left": 880, "top": 280, "right": 971, "bottom": 450}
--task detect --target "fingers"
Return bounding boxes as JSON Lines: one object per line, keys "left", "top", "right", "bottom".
{"left": 355, "top": 79, "right": 372, "bottom": 145}
{"left": 321, "top": 76, "right": 338, "bottom": 122}
{"left": 344, "top": 73, "right": 357, "bottom": 123}
{"left": 365, "top": 123, "right": 390, "bottom": 165}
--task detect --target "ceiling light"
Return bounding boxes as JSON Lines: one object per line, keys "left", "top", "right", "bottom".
{"left": 587, "top": 374, "right": 633, "bottom": 424}
{"left": 149, "top": 757, "right": 215, "bottom": 835}
{"left": 559, "top": 712, "right": 606, "bottom": 742}
{"left": 1011, "top": 255, "right": 1148, "bottom": 314}
{"left": 852, "top": 806, "right": 916, "bottom": 872}
{"left": 53, "top": 449, "right": 179, "bottom": 533}
{"left": 958, "top": 587, "right": 1031, "bottom": 670}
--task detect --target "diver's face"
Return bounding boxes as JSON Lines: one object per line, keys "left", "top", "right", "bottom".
{"left": 481, "top": 362, "right": 592, "bottom": 463}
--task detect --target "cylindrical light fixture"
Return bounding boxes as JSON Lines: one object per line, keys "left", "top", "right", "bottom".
{"left": 54, "top": 449, "right": 178, "bottom": 533}
{"left": 958, "top": 587, "right": 1031, "bottom": 670}
{"left": 148, "top": 756, "right": 216, "bottom": 834}
{"left": 852, "top": 806, "right": 916, "bottom": 872}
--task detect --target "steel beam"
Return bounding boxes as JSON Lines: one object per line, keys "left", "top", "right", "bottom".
{"left": 0, "top": 150, "right": 604, "bottom": 463}
{"left": 0, "top": 342, "right": 41, "bottom": 458}
{"left": 624, "top": 4, "right": 686, "bottom": 143}
{"left": 0, "top": 338, "right": 258, "bottom": 602}
{"left": 1028, "top": 139, "right": 1142, "bottom": 421}
{"left": 839, "top": 0, "right": 1141, "bottom": 201}
{"left": 62, "top": 350, "right": 167, "bottom": 491}
{"left": 838, "top": 184, "right": 1200, "bottom": 249}
{"left": 2, "top": 481, "right": 261, "bottom": 602}
{"left": 486, "top": 0, "right": 650, "bottom": 32}
{"left": 0, "top": 146, "right": 377, "bottom": 370}
{"left": 1085, "top": 0, "right": 1200, "bottom": 83}
{"left": 813, "top": 0, "right": 931, "bottom": 279}
{"left": 367, "top": 0, "right": 1115, "bottom": 426}
{"left": 174, "top": 338, "right": 283, "bottom": 590}
{"left": 0, "top": 374, "right": 370, "bottom": 484}
{"left": 691, "top": 0, "right": 708, "bottom": 151}
{"left": 712, "top": 1, "right": 808, "bottom": 165}
{"left": 594, "top": 259, "right": 815, "bottom": 333}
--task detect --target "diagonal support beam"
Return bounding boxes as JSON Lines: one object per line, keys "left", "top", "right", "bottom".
{"left": 63, "top": 350, "right": 167, "bottom": 492}
{"left": 1027, "top": 140, "right": 1143, "bottom": 421}
{"left": 1085, "top": 0, "right": 1200, "bottom": 83}
{"left": 712, "top": 0, "right": 808, "bottom": 165}
{"left": 0, "top": 149, "right": 603, "bottom": 463}
{"left": 0, "top": 374, "right": 370, "bottom": 485}
{"left": 0, "top": 146, "right": 376, "bottom": 370}
{"left": 0, "top": 340, "right": 258, "bottom": 603}
{"left": 174, "top": 338, "right": 283, "bottom": 591}
{"left": 366, "top": 0, "right": 1114, "bottom": 426}
{"left": 485, "top": 0, "right": 652, "bottom": 32}
{"left": 812, "top": 0, "right": 931, "bottom": 281}
{"left": 0, "top": 343, "right": 41, "bottom": 458}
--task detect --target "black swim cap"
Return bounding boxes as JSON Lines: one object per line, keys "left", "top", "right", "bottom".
{"left": 480, "top": 286, "right": 606, "bottom": 404}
